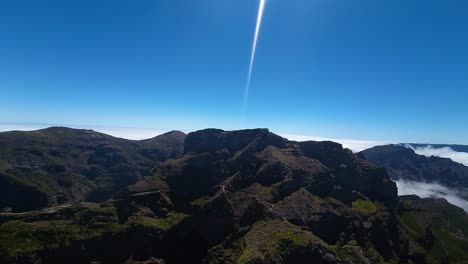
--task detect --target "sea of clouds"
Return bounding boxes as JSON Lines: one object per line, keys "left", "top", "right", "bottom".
{"left": 395, "top": 180, "right": 468, "bottom": 212}
{"left": 406, "top": 144, "right": 468, "bottom": 166}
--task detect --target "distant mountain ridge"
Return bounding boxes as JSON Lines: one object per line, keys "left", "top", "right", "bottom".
{"left": 361, "top": 144, "right": 468, "bottom": 209}
{"left": 0, "top": 127, "right": 186, "bottom": 212}
{"left": 361, "top": 144, "right": 468, "bottom": 188}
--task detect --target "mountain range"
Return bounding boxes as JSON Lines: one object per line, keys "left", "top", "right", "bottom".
{"left": 361, "top": 145, "right": 468, "bottom": 205}
{"left": 0, "top": 127, "right": 186, "bottom": 212}
{"left": 0, "top": 127, "right": 467, "bottom": 264}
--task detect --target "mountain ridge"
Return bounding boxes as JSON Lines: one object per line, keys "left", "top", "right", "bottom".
{"left": 0, "top": 127, "right": 186, "bottom": 212}
{"left": 0, "top": 128, "right": 466, "bottom": 263}
{"left": 361, "top": 144, "right": 468, "bottom": 189}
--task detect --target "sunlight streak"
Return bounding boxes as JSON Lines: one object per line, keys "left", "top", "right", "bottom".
{"left": 243, "top": 0, "right": 266, "bottom": 114}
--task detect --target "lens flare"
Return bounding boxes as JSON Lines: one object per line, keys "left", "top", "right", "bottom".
{"left": 243, "top": 0, "right": 266, "bottom": 114}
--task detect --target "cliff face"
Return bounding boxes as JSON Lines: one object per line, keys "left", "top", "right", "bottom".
{"left": 0, "top": 128, "right": 466, "bottom": 264}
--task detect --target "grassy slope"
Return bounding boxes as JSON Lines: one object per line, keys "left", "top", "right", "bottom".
{"left": 399, "top": 196, "right": 468, "bottom": 264}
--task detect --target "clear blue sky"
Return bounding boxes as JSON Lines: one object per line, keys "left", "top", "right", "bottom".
{"left": 1, "top": 0, "right": 467, "bottom": 143}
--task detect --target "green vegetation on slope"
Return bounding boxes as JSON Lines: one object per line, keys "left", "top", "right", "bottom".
{"left": 427, "top": 223, "right": 468, "bottom": 264}
{"left": 352, "top": 199, "right": 381, "bottom": 213}
{"left": 0, "top": 203, "right": 123, "bottom": 259}
{"left": 398, "top": 196, "right": 468, "bottom": 264}
{"left": 128, "top": 212, "right": 189, "bottom": 231}
{"left": 235, "top": 220, "right": 334, "bottom": 264}
{"left": 0, "top": 202, "right": 191, "bottom": 262}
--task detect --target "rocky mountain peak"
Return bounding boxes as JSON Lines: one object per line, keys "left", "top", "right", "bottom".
{"left": 183, "top": 128, "right": 285, "bottom": 154}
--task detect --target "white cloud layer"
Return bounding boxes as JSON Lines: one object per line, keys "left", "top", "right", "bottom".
{"left": 406, "top": 145, "right": 468, "bottom": 166}
{"left": 395, "top": 180, "right": 468, "bottom": 212}
{"left": 281, "top": 134, "right": 389, "bottom": 153}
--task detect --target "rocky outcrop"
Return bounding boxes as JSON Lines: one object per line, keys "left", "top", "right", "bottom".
{"left": 159, "top": 129, "right": 397, "bottom": 206}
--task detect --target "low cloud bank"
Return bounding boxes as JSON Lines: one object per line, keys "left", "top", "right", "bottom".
{"left": 395, "top": 180, "right": 468, "bottom": 212}
{"left": 406, "top": 145, "right": 468, "bottom": 166}
{"left": 282, "top": 134, "right": 389, "bottom": 153}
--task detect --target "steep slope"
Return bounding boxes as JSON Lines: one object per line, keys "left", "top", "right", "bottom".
{"left": 0, "top": 127, "right": 186, "bottom": 212}
{"left": 398, "top": 195, "right": 468, "bottom": 264}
